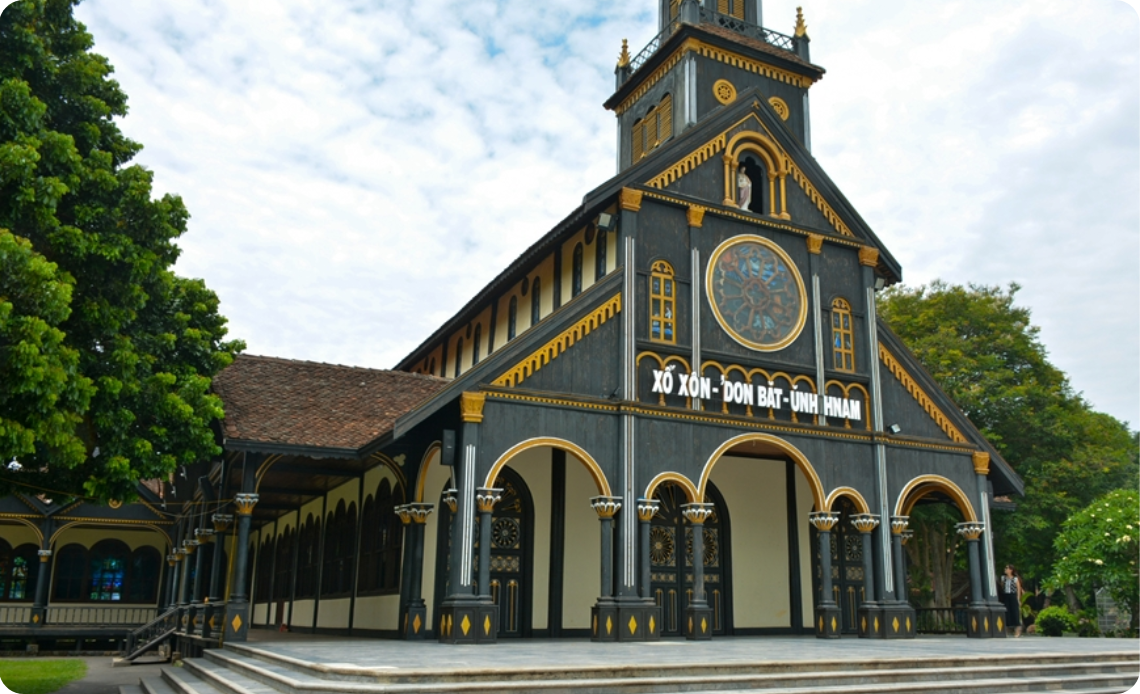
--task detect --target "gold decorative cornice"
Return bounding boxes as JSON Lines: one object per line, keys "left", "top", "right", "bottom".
{"left": 808, "top": 512, "right": 839, "bottom": 532}
{"left": 475, "top": 487, "right": 503, "bottom": 513}
{"left": 972, "top": 451, "right": 990, "bottom": 475}
{"left": 460, "top": 392, "right": 486, "bottom": 423}
{"left": 850, "top": 513, "right": 879, "bottom": 534}
{"left": 617, "top": 38, "right": 631, "bottom": 68}
{"left": 492, "top": 293, "right": 621, "bottom": 388}
{"left": 806, "top": 234, "right": 823, "bottom": 255}
{"left": 619, "top": 187, "right": 644, "bottom": 212}
{"left": 858, "top": 246, "right": 880, "bottom": 267}
{"left": 613, "top": 48, "right": 686, "bottom": 115}
{"left": 955, "top": 522, "right": 984, "bottom": 541}
{"left": 646, "top": 132, "right": 726, "bottom": 190}
{"left": 794, "top": 6, "right": 808, "bottom": 38}
{"left": 680, "top": 503, "right": 715, "bottom": 524}
{"left": 637, "top": 499, "right": 660, "bottom": 522}
{"left": 890, "top": 516, "right": 910, "bottom": 535}
{"left": 233, "top": 493, "right": 259, "bottom": 516}
{"left": 878, "top": 345, "right": 968, "bottom": 444}
{"left": 686, "top": 205, "right": 706, "bottom": 228}
{"left": 591, "top": 496, "right": 622, "bottom": 519}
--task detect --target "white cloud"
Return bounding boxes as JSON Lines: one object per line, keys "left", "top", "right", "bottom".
{"left": 73, "top": 0, "right": 1138, "bottom": 426}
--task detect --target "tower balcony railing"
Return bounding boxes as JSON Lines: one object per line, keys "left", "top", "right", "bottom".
{"left": 629, "top": 8, "right": 798, "bottom": 73}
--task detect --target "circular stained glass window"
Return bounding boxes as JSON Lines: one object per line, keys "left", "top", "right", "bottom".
{"left": 706, "top": 235, "right": 807, "bottom": 351}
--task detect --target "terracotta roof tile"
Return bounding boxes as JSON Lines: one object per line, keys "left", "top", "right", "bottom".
{"left": 212, "top": 355, "right": 449, "bottom": 451}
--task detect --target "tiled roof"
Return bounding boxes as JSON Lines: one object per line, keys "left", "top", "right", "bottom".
{"left": 212, "top": 354, "right": 449, "bottom": 451}
{"left": 696, "top": 23, "right": 823, "bottom": 74}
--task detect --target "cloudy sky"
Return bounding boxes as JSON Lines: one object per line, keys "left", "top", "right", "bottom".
{"left": 63, "top": 0, "right": 1139, "bottom": 427}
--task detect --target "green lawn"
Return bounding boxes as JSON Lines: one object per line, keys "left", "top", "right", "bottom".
{"left": 0, "top": 659, "right": 87, "bottom": 694}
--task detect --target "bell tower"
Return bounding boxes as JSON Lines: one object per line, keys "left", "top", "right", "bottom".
{"left": 606, "top": 1, "right": 822, "bottom": 172}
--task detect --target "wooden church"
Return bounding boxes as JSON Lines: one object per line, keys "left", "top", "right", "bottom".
{"left": 0, "top": 0, "right": 1023, "bottom": 653}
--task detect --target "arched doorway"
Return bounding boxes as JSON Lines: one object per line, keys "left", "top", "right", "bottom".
{"left": 811, "top": 496, "right": 865, "bottom": 634}
{"left": 650, "top": 481, "right": 730, "bottom": 636}
{"left": 434, "top": 465, "right": 534, "bottom": 638}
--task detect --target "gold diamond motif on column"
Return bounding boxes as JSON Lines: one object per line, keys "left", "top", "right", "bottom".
{"left": 984, "top": 616, "right": 989, "bottom": 632}
{"left": 971, "top": 616, "right": 977, "bottom": 632}
{"left": 861, "top": 616, "right": 867, "bottom": 633}
{"left": 592, "top": 615, "right": 597, "bottom": 635}
{"left": 649, "top": 616, "right": 655, "bottom": 633}
{"left": 413, "top": 614, "right": 422, "bottom": 634}
{"left": 818, "top": 616, "right": 824, "bottom": 632}
{"left": 689, "top": 617, "right": 694, "bottom": 634}
{"left": 483, "top": 615, "right": 491, "bottom": 635}
{"left": 906, "top": 616, "right": 911, "bottom": 632}
{"left": 628, "top": 616, "right": 637, "bottom": 635}
{"left": 32, "top": 615, "right": 39, "bottom": 624}
{"left": 831, "top": 616, "right": 838, "bottom": 632}
{"left": 997, "top": 617, "right": 1003, "bottom": 632}
{"left": 606, "top": 616, "right": 613, "bottom": 635}
{"left": 209, "top": 616, "right": 217, "bottom": 631}
{"left": 461, "top": 615, "right": 471, "bottom": 636}
{"left": 873, "top": 617, "right": 879, "bottom": 632}
{"left": 701, "top": 617, "right": 708, "bottom": 633}
{"left": 892, "top": 617, "right": 899, "bottom": 633}
{"left": 231, "top": 614, "right": 242, "bottom": 633}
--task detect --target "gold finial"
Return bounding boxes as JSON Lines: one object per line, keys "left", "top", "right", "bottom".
{"left": 794, "top": 7, "right": 808, "bottom": 38}
{"left": 617, "top": 39, "right": 631, "bottom": 68}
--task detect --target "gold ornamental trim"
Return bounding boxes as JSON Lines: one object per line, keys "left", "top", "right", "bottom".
{"left": 794, "top": 6, "right": 808, "bottom": 38}
{"left": 787, "top": 160, "right": 854, "bottom": 237}
{"left": 646, "top": 132, "right": 726, "bottom": 190}
{"left": 613, "top": 48, "right": 687, "bottom": 116}
{"left": 686, "top": 205, "right": 706, "bottom": 228}
{"left": 858, "top": 246, "right": 880, "bottom": 267}
{"left": 972, "top": 451, "right": 990, "bottom": 475}
{"left": 619, "top": 187, "right": 644, "bottom": 212}
{"left": 806, "top": 234, "right": 823, "bottom": 254}
{"left": 713, "top": 79, "right": 737, "bottom": 105}
{"left": 492, "top": 293, "right": 622, "bottom": 388}
{"left": 878, "top": 345, "right": 967, "bottom": 444}
{"left": 617, "top": 38, "right": 631, "bottom": 68}
{"left": 460, "top": 392, "right": 486, "bottom": 423}
{"left": 768, "top": 96, "right": 790, "bottom": 121}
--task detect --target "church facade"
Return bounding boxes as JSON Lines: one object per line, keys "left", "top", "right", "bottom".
{"left": 0, "top": 0, "right": 1022, "bottom": 651}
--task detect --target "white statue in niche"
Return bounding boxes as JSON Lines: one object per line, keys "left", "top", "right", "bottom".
{"left": 736, "top": 168, "right": 753, "bottom": 211}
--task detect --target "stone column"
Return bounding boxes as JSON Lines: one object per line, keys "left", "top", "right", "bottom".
{"left": 396, "top": 503, "right": 434, "bottom": 639}
{"left": 808, "top": 512, "right": 841, "bottom": 638}
{"left": 165, "top": 552, "right": 180, "bottom": 610}
{"left": 202, "top": 513, "right": 232, "bottom": 639}
{"left": 223, "top": 493, "right": 258, "bottom": 642}
{"left": 681, "top": 503, "right": 715, "bottom": 640}
{"left": 178, "top": 541, "right": 197, "bottom": 633}
{"left": 189, "top": 528, "right": 212, "bottom": 636}
{"left": 957, "top": 521, "right": 993, "bottom": 638}
{"left": 972, "top": 452, "right": 1007, "bottom": 638}
{"left": 636, "top": 499, "right": 660, "bottom": 600}
{"left": 589, "top": 496, "right": 621, "bottom": 642}
{"left": 851, "top": 513, "right": 881, "bottom": 638}
{"left": 475, "top": 487, "right": 503, "bottom": 601}
{"left": 29, "top": 549, "right": 51, "bottom": 627}
{"left": 881, "top": 516, "right": 917, "bottom": 638}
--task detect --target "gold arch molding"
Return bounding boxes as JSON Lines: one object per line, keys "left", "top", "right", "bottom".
{"left": 643, "top": 471, "right": 700, "bottom": 504}
{"left": 894, "top": 474, "right": 978, "bottom": 523}
{"left": 485, "top": 438, "right": 612, "bottom": 497}
{"left": 414, "top": 441, "right": 443, "bottom": 503}
{"left": 696, "top": 432, "right": 824, "bottom": 511}
{"left": 824, "top": 486, "right": 871, "bottom": 515}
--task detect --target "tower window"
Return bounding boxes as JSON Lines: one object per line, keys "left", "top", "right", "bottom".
{"left": 454, "top": 337, "right": 464, "bottom": 377}
{"left": 632, "top": 94, "right": 673, "bottom": 161}
{"left": 717, "top": 0, "right": 745, "bottom": 19}
{"left": 831, "top": 298, "right": 855, "bottom": 371}
{"left": 473, "top": 324, "right": 482, "bottom": 365}
{"left": 531, "top": 278, "right": 541, "bottom": 327}
{"left": 572, "top": 243, "right": 584, "bottom": 298}
{"left": 649, "top": 260, "right": 676, "bottom": 343}
{"left": 595, "top": 229, "right": 607, "bottom": 281}
{"left": 508, "top": 296, "right": 518, "bottom": 340}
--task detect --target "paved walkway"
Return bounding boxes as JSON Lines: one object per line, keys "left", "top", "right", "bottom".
{"left": 241, "top": 631, "right": 1139, "bottom": 672}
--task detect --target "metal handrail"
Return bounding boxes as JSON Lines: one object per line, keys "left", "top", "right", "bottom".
{"left": 914, "top": 606, "right": 968, "bottom": 633}
{"left": 628, "top": 8, "right": 798, "bottom": 74}
{"left": 123, "top": 606, "right": 178, "bottom": 660}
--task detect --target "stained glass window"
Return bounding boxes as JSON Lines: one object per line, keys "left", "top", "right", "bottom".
{"left": 531, "top": 278, "right": 541, "bottom": 327}
{"left": 508, "top": 296, "right": 518, "bottom": 340}
{"left": 572, "top": 243, "right": 583, "bottom": 298}
{"left": 88, "top": 541, "right": 129, "bottom": 601}
{"left": 650, "top": 260, "right": 677, "bottom": 344}
{"left": 706, "top": 235, "right": 807, "bottom": 351}
{"left": 831, "top": 298, "right": 855, "bottom": 371}
{"left": 595, "top": 229, "right": 607, "bottom": 281}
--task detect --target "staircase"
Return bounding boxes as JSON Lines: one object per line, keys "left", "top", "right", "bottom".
{"left": 121, "top": 608, "right": 179, "bottom": 662}
{"left": 121, "top": 642, "right": 1139, "bottom": 694}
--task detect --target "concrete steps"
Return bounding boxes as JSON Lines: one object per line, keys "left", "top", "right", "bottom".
{"left": 122, "top": 645, "right": 1139, "bottom": 694}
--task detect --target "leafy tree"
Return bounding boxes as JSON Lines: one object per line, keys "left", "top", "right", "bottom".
{"left": 879, "top": 281, "right": 1138, "bottom": 587}
{"left": 0, "top": 229, "right": 93, "bottom": 469}
{"left": 1048, "top": 489, "right": 1139, "bottom": 632}
{"left": 0, "top": 0, "right": 242, "bottom": 502}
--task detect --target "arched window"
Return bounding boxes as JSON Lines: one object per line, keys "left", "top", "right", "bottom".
{"left": 88, "top": 540, "right": 130, "bottom": 601}
{"left": 52, "top": 544, "right": 86, "bottom": 601}
{"left": 739, "top": 156, "right": 766, "bottom": 214}
{"left": 595, "top": 230, "right": 607, "bottom": 281}
{"left": 531, "top": 278, "right": 541, "bottom": 326}
{"left": 0, "top": 541, "right": 38, "bottom": 602}
{"left": 572, "top": 243, "right": 584, "bottom": 298}
{"left": 360, "top": 480, "right": 402, "bottom": 594}
{"left": 296, "top": 515, "right": 320, "bottom": 599}
{"left": 454, "top": 337, "right": 464, "bottom": 377}
{"left": 649, "top": 261, "right": 676, "bottom": 343}
{"left": 717, "top": 0, "right": 745, "bottom": 19}
{"left": 632, "top": 93, "right": 673, "bottom": 161}
{"left": 472, "top": 324, "right": 482, "bottom": 365}
{"left": 273, "top": 527, "right": 295, "bottom": 601}
{"left": 508, "top": 296, "right": 518, "bottom": 340}
{"left": 831, "top": 298, "right": 855, "bottom": 371}
{"left": 127, "top": 546, "right": 161, "bottom": 603}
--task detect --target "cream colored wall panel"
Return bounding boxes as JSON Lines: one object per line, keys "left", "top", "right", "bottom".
{"left": 419, "top": 449, "right": 451, "bottom": 628}
{"left": 275, "top": 510, "right": 298, "bottom": 537}
{"left": 562, "top": 461, "right": 600, "bottom": 628}
{"left": 290, "top": 599, "right": 314, "bottom": 627}
{"left": 253, "top": 603, "right": 268, "bottom": 624}
{"left": 316, "top": 597, "right": 351, "bottom": 629}
{"left": 504, "top": 447, "right": 552, "bottom": 631}
{"left": 354, "top": 594, "right": 401, "bottom": 631}
{"left": 0, "top": 524, "right": 41, "bottom": 547}
{"left": 52, "top": 527, "right": 168, "bottom": 552}
{"left": 323, "top": 478, "right": 360, "bottom": 516}
{"left": 711, "top": 455, "right": 790, "bottom": 628}
{"left": 795, "top": 470, "right": 816, "bottom": 628}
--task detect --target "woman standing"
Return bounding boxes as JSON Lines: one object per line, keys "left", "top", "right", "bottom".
{"left": 1000, "top": 565, "right": 1024, "bottom": 637}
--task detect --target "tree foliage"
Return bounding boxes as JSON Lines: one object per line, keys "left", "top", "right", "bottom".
{"left": 1049, "top": 489, "right": 1139, "bottom": 631}
{"left": 879, "top": 281, "right": 1138, "bottom": 584}
{"left": 0, "top": 0, "right": 242, "bottom": 502}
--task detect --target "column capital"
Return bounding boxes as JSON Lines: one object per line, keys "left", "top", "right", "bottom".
{"left": 194, "top": 528, "right": 215, "bottom": 543}
{"left": 890, "top": 516, "right": 910, "bottom": 535}
{"left": 234, "top": 493, "right": 259, "bottom": 516}
{"left": 173, "top": 548, "right": 187, "bottom": 561}
{"left": 590, "top": 496, "right": 622, "bottom": 519}
{"left": 404, "top": 502, "right": 435, "bottom": 524}
{"left": 167, "top": 553, "right": 177, "bottom": 566}
{"left": 459, "top": 392, "right": 486, "bottom": 423}
{"left": 686, "top": 205, "right": 706, "bottom": 228}
{"left": 475, "top": 487, "right": 503, "bottom": 513}
{"left": 395, "top": 504, "right": 413, "bottom": 525}
{"left": 212, "top": 513, "right": 234, "bottom": 531}
{"left": 808, "top": 511, "right": 840, "bottom": 532}
{"left": 37, "top": 549, "right": 51, "bottom": 562}
{"left": 680, "top": 503, "right": 715, "bottom": 525}
{"left": 955, "top": 521, "right": 985, "bottom": 541}
{"left": 619, "top": 187, "right": 643, "bottom": 212}
{"left": 182, "top": 539, "right": 200, "bottom": 554}
{"left": 806, "top": 233, "right": 824, "bottom": 255}
{"left": 900, "top": 529, "right": 914, "bottom": 546}
{"left": 850, "top": 513, "right": 880, "bottom": 533}
{"left": 972, "top": 451, "right": 991, "bottom": 475}
{"left": 636, "top": 498, "right": 660, "bottom": 522}
{"left": 858, "top": 246, "right": 880, "bottom": 267}
{"left": 441, "top": 488, "right": 459, "bottom": 513}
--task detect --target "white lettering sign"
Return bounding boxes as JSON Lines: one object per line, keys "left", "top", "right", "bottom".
{"left": 648, "top": 368, "right": 862, "bottom": 420}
